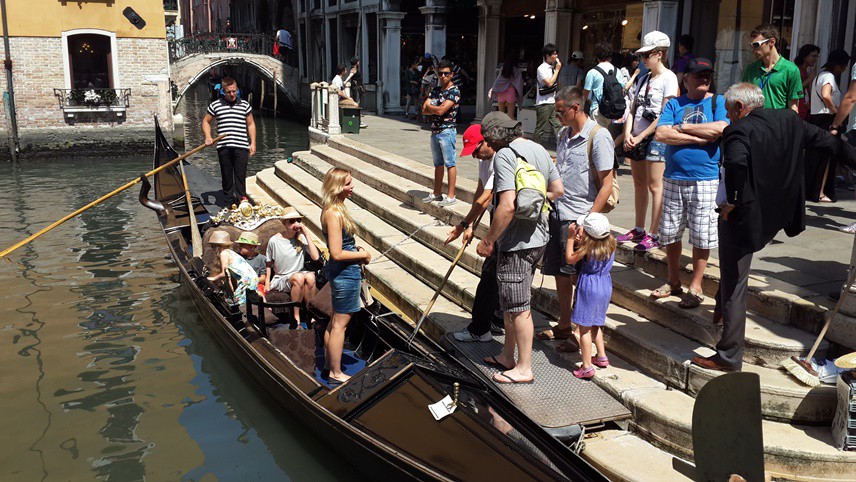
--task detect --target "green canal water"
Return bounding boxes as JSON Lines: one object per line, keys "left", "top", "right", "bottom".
{"left": 0, "top": 87, "right": 364, "bottom": 481}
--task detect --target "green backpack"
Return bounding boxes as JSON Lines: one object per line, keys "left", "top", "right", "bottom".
{"left": 507, "top": 146, "right": 548, "bottom": 222}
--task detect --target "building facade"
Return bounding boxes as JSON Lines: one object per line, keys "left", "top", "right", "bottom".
{"left": 0, "top": 0, "right": 173, "bottom": 158}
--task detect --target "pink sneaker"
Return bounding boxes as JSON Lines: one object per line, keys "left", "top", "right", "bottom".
{"left": 634, "top": 234, "right": 660, "bottom": 252}
{"left": 592, "top": 356, "right": 610, "bottom": 368}
{"left": 573, "top": 366, "right": 596, "bottom": 379}
{"left": 616, "top": 228, "right": 645, "bottom": 243}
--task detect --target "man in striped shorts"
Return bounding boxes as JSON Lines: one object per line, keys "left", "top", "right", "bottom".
{"left": 203, "top": 77, "right": 257, "bottom": 205}
{"left": 652, "top": 58, "right": 728, "bottom": 309}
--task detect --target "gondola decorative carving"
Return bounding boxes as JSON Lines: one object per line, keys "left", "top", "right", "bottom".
{"left": 209, "top": 201, "right": 290, "bottom": 230}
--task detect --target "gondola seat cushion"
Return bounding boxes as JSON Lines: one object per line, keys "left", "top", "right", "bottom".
{"left": 268, "top": 327, "right": 317, "bottom": 374}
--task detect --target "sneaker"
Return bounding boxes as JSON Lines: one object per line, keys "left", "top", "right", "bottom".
{"left": 634, "top": 234, "right": 660, "bottom": 252}
{"left": 359, "top": 122, "right": 368, "bottom": 128}
{"left": 616, "top": 228, "right": 645, "bottom": 243}
{"left": 421, "top": 193, "right": 442, "bottom": 203}
{"left": 452, "top": 330, "right": 492, "bottom": 342}
{"left": 840, "top": 221, "right": 856, "bottom": 233}
{"left": 438, "top": 195, "right": 458, "bottom": 207}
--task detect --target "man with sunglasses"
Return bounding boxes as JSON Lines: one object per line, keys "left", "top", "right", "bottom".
{"left": 422, "top": 59, "right": 462, "bottom": 207}
{"left": 446, "top": 123, "right": 504, "bottom": 342}
{"left": 535, "top": 86, "right": 615, "bottom": 348}
{"left": 742, "top": 24, "right": 803, "bottom": 113}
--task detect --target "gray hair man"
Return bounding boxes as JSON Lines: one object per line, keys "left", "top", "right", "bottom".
{"left": 475, "top": 111, "right": 564, "bottom": 384}
{"left": 692, "top": 83, "right": 856, "bottom": 372}
{"left": 535, "top": 86, "right": 615, "bottom": 350}
{"left": 652, "top": 58, "right": 728, "bottom": 309}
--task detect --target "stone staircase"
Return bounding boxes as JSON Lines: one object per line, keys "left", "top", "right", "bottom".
{"left": 250, "top": 135, "right": 856, "bottom": 482}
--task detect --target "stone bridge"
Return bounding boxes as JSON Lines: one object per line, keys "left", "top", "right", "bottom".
{"left": 170, "top": 52, "right": 300, "bottom": 111}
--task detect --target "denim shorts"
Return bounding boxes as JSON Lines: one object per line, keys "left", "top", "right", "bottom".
{"left": 430, "top": 128, "right": 457, "bottom": 168}
{"left": 328, "top": 265, "right": 362, "bottom": 314}
{"left": 645, "top": 140, "right": 667, "bottom": 162}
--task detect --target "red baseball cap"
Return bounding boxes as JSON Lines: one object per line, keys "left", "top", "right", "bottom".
{"left": 461, "top": 124, "right": 484, "bottom": 157}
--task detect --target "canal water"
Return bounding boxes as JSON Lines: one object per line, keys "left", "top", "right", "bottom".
{"left": 0, "top": 86, "right": 363, "bottom": 481}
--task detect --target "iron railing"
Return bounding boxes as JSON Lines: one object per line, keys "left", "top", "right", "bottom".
{"left": 53, "top": 88, "right": 131, "bottom": 110}
{"left": 168, "top": 33, "right": 298, "bottom": 67}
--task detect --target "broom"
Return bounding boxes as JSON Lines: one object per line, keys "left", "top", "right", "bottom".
{"left": 782, "top": 267, "right": 856, "bottom": 387}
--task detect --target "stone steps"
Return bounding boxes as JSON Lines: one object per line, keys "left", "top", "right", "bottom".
{"left": 254, "top": 165, "right": 856, "bottom": 481}
{"left": 252, "top": 168, "right": 695, "bottom": 481}
{"left": 326, "top": 135, "right": 833, "bottom": 336}
{"left": 287, "top": 152, "right": 826, "bottom": 369}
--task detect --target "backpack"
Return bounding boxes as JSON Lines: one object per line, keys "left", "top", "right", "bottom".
{"left": 507, "top": 145, "right": 548, "bottom": 222}
{"left": 593, "top": 66, "right": 627, "bottom": 120}
{"left": 587, "top": 125, "right": 620, "bottom": 213}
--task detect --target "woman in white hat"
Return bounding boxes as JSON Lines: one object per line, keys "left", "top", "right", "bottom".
{"left": 207, "top": 230, "right": 259, "bottom": 305}
{"left": 618, "top": 31, "right": 680, "bottom": 253}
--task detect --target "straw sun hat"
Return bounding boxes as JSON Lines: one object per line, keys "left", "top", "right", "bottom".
{"left": 208, "top": 230, "right": 233, "bottom": 246}
{"left": 235, "top": 231, "right": 260, "bottom": 245}
{"left": 834, "top": 352, "right": 856, "bottom": 369}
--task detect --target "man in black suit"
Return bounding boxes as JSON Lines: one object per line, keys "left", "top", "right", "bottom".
{"left": 692, "top": 83, "right": 856, "bottom": 372}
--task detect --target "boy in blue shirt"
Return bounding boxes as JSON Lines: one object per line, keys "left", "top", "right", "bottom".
{"left": 652, "top": 58, "right": 729, "bottom": 309}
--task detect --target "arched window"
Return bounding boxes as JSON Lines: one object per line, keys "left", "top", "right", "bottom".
{"left": 61, "top": 30, "right": 119, "bottom": 90}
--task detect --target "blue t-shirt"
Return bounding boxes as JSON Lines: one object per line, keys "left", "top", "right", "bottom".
{"left": 657, "top": 94, "right": 728, "bottom": 181}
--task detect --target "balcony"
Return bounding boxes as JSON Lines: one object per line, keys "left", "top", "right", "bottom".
{"left": 164, "top": 0, "right": 178, "bottom": 11}
{"left": 54, "top": 88, "right": 131, "bottom": 117}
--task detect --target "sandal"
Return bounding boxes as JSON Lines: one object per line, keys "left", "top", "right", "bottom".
{"left": 651, "top": 283, "right": 683, "bottom": 299}
{"left": 573, "top": 366, "right": 596, "bottom": 380}
{"left": 535, "top": 325, "right": 575, "bottom": 341}
{"left": 819, "top": 195, "right": 833, "bottom": 203}
{"left": 592, "top": 356, "right": 610, "bottom": 368}
{"left": 556, "top": 338, "right": 580, "bottom": 353}
{"left": 678, "top": 289, "right": 704, "bottom": 309}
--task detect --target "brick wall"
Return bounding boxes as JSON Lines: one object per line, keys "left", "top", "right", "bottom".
{"left": 0, "top": 36, "right": 173, "bottom": 154}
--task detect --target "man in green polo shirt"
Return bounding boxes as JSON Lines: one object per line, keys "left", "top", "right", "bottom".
{"left": 742, "top": 24, "right": 802, "bottom": 112}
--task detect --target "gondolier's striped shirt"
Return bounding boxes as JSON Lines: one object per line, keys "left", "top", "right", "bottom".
{"left": 207, "top": 98, "right": 253, "bottom": 150}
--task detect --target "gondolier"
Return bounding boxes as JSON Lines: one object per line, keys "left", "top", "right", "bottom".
{"left": 202, "top": 77, "right": 257, "bottom": 205}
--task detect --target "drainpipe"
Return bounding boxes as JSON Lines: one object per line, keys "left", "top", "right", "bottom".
{"left": 0, "top": 0, "right": 19, "bottom": 161}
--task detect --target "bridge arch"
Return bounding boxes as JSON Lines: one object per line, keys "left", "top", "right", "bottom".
{"left": 170, "top": 53, "right": 299, "bottom": 112}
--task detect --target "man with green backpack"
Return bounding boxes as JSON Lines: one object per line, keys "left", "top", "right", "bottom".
{"left": 476, "top": 111, "right": 564, "bottom": 385}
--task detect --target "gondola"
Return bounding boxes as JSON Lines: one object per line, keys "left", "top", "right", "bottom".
{"left": 140, "top": 121, "right": 607, "bottom": 481}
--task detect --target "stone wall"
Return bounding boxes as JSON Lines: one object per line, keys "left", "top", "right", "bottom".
{"left": 0, "top": 36, "right": 173, "bottom": 157}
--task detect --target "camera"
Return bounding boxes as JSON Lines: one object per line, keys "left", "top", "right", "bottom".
{"left": 641, "top": 109, "right": 659, "bottom": 122}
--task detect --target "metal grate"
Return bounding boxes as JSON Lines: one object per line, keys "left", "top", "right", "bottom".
{"left": 447, "top": 333, "right": 630, "bottom": 428}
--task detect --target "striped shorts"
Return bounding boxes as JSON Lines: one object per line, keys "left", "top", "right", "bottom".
{"left": 497, "top": 245, "right": 546, "bottom": 313}
{"left": 659, "top": 178, "right": 719, "bottom": 249}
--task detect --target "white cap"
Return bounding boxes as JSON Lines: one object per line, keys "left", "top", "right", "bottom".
{"left": 576, "top": 213, "right": 611, "bottom": 240}
{"left": 635, "top": 31, "right": 671, "bottom": 54}
{"left": 571, "top": 51, "right": 584, "bottom": 60}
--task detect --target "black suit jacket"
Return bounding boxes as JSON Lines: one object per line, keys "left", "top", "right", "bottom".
{"left": 722, "top": 108, "right": 856, "bottom": 257}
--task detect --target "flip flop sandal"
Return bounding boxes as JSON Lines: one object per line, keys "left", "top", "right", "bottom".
{"left": 493, "top": 371, "right": 534, "bottom": 384}
{"left": 483, "top": 356, "right": 514, "bottom": 371}
{"left": 651, "top": 283, "right": 683, "bottom": 299}
{"left": 535, "top": 326, "right": 575, "bottom": 341}
{"left": 534, "top": 330, "right": 557, "bottom": 341}
{"left": 678, "top": 290, "right": 704, "bottom": 309}
{"left": 556, "top": 338, "right": 580, "bottom": 353}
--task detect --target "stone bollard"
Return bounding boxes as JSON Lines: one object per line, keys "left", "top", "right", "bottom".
{"left": 327, "top": 85, "right": 341, "bottom": 135}
{"left": 375, "top": 80, "right": 384, "bottom": 115}
{"left": 310, "top": 82, "right": 319, "bottom": 129}
{"left": 319, "top": 82, "right": 329, "bottom": 130}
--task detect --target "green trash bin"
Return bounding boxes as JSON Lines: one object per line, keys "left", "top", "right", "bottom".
{"left": 340, "top": 106, "right": 361, "bottom": 134}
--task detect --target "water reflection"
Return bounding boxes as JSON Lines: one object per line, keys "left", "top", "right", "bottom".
{"left": 0, "top": 93, "right": 361, "bottom": 480}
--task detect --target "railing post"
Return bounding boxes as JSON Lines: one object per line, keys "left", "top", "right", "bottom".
{"left": 319, "top": 81, "right": 329, "bottom": 131}
{"left": 310, "top": 82, "right": 319, "bottom": 129}
{"left": 327, "top": 85, "right": 341, "bottom": 135}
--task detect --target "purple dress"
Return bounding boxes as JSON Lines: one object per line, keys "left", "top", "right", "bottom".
{"left": 571, "top": 253, "right": 614, "bottom": 327}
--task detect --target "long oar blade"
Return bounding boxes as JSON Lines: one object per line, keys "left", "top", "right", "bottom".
{"left": 0, "top": 134, "right": 225, "bottom": 260}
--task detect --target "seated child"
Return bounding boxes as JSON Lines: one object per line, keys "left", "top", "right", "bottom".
{"left": 235, "top": 231, "right": 267, "bottom": 296}
{"left": 265, "top": 211, "right": 321, "bottom": 327}
{"left": 206, "top": 230, "right": 259, "bottom": 305}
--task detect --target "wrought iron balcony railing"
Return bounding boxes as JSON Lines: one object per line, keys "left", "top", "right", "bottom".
{"left": 54, "top": 88, "right": 131, "bottom": 111}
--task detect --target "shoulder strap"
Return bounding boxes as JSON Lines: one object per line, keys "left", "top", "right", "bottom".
{"left": 587, "top": 125, "right": 604, "bottom": 190}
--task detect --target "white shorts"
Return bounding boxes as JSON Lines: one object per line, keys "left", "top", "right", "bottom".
{"left": 269, "top": 270, "right": 312, "bottom": 293}
{"left": 659, "top": 178, "right": 719, "bottom": 249}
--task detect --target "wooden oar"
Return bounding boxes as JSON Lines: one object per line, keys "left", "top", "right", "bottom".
{"left": 0, "top": 135, "right": 225, "bottom": 260}
{"left": 178, "top": 160, "right": 203, "bottom": 256}
{"left": 406, "top": 209, "right": 487, "bottom": 348}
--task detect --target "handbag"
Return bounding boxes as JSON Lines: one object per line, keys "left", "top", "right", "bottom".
{"left": 588, "top": 125, "right": 620, "bottom": 213}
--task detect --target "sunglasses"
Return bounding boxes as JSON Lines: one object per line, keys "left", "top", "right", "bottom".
{"left": 438, "top": 71, "right": 452, "bottom": 77}
{"left": 750, "top": 38, "right": 772, "bottom": 49}
{"left": 284, "top": 219, "right": 299, "bottom": 224}
{"left": 641, "top": 50, "right": 660, "bottom": 59}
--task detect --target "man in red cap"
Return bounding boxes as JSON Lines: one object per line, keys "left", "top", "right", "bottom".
{"left": 445, "top": 123, "right": 503, "bottom": 341}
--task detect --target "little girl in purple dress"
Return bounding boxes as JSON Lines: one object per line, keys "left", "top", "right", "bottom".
{"left": 565, "top": 213, "right": 616, "bottom": 380}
